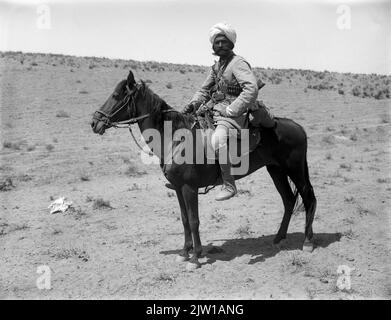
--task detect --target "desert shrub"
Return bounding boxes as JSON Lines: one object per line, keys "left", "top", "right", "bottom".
{"left": 67, "top": 206, "right": 88, "bottom": 220}
{"left": 352, "top": 86, "right": 361, "bottom": 97}
{"left": 235, "top": 225, "right": 252, "bottom": 237}
{"left": 79, "top": 90, "right": 88, "bottom": 94}
{"left": 322, "top": 135, "right": 334, "bottom": 144}
{"left": 80, "top": 173, "right": 90, "bottom": 181}
{"left": 46, "top": 144, "right": 54, "bottom": 151}
{"left": 166, "top": 82, "right": 173, "bottom": 89}
{"left": 374, "top": 88, "right": 389, "bottom": 100}
{"left": 350, "top": 133, "right": 358, "bottom": 141}
{"left": 380, "top": 114, "right": 390, "bottom": 123}
{"left": 124, "top": 164, "right": 146, "bottom": 176}
{"left": 154, "top": 272, "right": 176, "bottom": 283}
{"left": 56, "top": 110, "right": 70, "bottom": 118}
{"left": 3, "top": 141, "right": 22, "bottom": 150}
{"left": 338, "top": 88, "right": 344, "bottom": 95}
{"left": 92, "top": 198, "right": 112, "bottom": 210}
{"left": 0, "top": 177, "right": 15, "bottom": 192}
{"left": 150, "top": 62, "right": 159, "bottom": 69}
{"left": 269, "top": 74, "right": 282, "bottom": 84}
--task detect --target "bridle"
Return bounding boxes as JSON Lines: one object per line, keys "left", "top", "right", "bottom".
{"left": 93, "top": 82, "right": 176, "bottom": 155}
{"left": 93, "top": 83, "right": 151, "bottom": 128}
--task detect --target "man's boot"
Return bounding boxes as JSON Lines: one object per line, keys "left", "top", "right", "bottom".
{"left": 215, "top": 162, "right": 237, "bottom": 201}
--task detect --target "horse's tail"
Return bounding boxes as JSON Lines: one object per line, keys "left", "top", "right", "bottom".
{"left": 289, "top": 177, "right": 304, "bottom": 215}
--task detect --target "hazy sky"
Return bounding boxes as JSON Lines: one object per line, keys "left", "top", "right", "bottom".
{"left": 1, "top": 0, "right": 390, "bottom": 74}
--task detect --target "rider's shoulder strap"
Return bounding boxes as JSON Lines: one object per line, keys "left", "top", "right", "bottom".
{"left": 212, "top": 54, "right": 236, "bottom": 81}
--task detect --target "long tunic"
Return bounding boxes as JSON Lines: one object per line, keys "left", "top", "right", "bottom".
{"left": 190, "top": 54, "right": 259, "bottom": 130}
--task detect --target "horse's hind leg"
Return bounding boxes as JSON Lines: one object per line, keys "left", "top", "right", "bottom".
{"left": 288, "top": 161, "right": 317, "bottom": 252}
{"left": 175, "top": 189, "right": 193, "bottom": 262}
{"left": 267, "top": 165, "right": 296, "bottom": 244}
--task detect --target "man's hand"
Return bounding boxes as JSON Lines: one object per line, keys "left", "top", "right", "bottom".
{"left": 182, "top": 101, "right": 201, "bottom": 114}
{"left": 213, "top": 103, "right": 228, "bottom": 117}
{"left": 195, "top": 104, "right": 209, "bottom": 116}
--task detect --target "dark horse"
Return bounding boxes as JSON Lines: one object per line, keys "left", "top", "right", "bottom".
{"left": 91, "top": 71, "right": 317, "bottom": 271}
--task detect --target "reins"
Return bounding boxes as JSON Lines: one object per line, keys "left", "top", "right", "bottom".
{"left": 94, "top": 83, "right": 178, "bottom": 156}
{"left": 113, "top": 110, "right": 177, "bottom": 157}
{"left": 95, "top": 83, "right": 218, "bottom": 195}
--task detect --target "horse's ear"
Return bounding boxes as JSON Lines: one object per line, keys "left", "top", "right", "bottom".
{"left": 127, "top": 70, "right": 136, "bottom": 87}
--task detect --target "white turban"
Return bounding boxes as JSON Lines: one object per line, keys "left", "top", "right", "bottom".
{"left": 209, "top": 22, "right": 237, "bottom": 45}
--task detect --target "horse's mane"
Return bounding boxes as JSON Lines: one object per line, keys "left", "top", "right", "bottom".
{"left": 139, "top": 81, "right": 195, "bottom": 132}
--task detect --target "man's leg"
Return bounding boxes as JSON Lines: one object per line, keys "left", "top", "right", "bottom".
{"left": 211, "top": 125, "right": 237, "bottom": 201}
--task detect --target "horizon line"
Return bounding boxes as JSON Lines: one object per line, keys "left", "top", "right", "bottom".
{"left": 2, "top": 49, "right": 390, "bottom": 77}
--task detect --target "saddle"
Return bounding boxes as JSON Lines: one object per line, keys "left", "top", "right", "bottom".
{"left": 195, "top": 111, "right": 261, "bottom": 159}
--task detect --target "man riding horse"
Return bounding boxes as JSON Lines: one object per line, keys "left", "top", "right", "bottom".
{"left": 182, "top": 22, "right": 274, "bottom": 201}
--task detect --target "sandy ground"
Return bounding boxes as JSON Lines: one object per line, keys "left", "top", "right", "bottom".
{"left": 0, "top": 53, "right": 390, "bottom": 299}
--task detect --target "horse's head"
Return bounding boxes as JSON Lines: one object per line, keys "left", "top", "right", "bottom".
{"left": 91, "top": 71, "right": 138, "bottom": 135}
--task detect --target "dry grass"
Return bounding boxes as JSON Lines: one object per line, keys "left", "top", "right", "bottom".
{"left": 127, "top": 183, "right": 142, "bottom": 191}
{"left": 48, "top": 248, "right": 89, "bottom": 262}
{"left": 377, "top": 178, "right": 389, "bottom": 184}
{"left": 92, "top": 198, "right": 113, "bottom": 210}
{"left": 27, "top": 145, "right": 36, "bottom": 152}
{"left": 235, "top": 225, "right": 252, "bottom": 238}
{"left": 80, "top": 173, "right": 90, "bottom": 181}
{"left": 210, "top": 211, "right": 226, "bottom": 223}
{"left": 339, "top": 163, "right": 352, "bottom": 171}
{"left": 0, "top": 177, "right": 15, "bottom": 192}
{"left": 237, "top": 189, "right": 253, "bottom": 197}
{"left": 322, "top": 135, "right": 335, "bottom": 144}
{"left": 153, "top": 272, "right": 176, "bottom": 283}
{"left": 3, "top": 141, "right": 23, "bottom": 150}
{"left": 124, "top": 164, "right": 147, "bottom": 177}
{"left": 56, "top": 110, "right": 70, "bottom": 118}
{"left": 46, "top": 144, "right": 54, "bottom": 151}
{"left": 342, "top": 228, "right": 356, "bottom": 240}
{"left": 67, "top": 206, "right": 88, "bottom": 220}
{"left": 167, "top": 191, "right": 175, "bottom": 198}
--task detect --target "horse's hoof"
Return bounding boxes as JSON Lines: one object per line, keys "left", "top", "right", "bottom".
{"left": 186, "top": 262, "right": 200, "bottom": 271}
{"left": 302, "top": 242, "right": 314, "bottom": 253}
{"left": 175, "top": 255, "right": 189, "bottom": 263}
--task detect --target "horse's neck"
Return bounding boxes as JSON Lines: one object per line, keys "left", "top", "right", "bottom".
{"left": 137, "top": 94, "right": 191, "bottom": 163}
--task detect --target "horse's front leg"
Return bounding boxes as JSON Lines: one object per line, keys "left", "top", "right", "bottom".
{"left": 175, "top": 188, "right": 192, "bottom": 262}
{"left": 181, "top": 184, "right": 202, "bottom": 271}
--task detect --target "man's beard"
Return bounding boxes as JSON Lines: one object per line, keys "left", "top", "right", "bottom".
{"left": 212, "top": 48, "right": 232, "bottom": 58}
